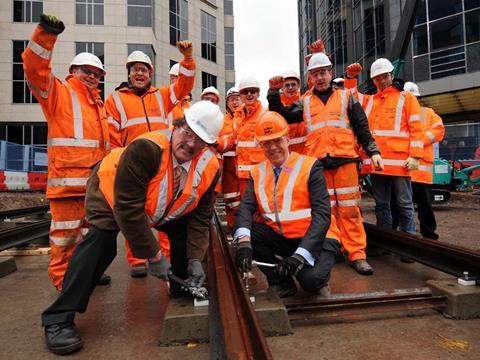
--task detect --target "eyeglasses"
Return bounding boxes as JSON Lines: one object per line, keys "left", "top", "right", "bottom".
{"left": 130, "top": 66, "right": 150, "bottom": 74}
{"left": 79, "top": 66, "right": 103, "bottom": 79}
{"left": 178, "top": 127, "right": 207, "bottom": 147}
{"left": 283, "top": 82, "right": 298, "bottom": 89}
{"left": 240, "top": 89, "right": 259, "bottom": 95}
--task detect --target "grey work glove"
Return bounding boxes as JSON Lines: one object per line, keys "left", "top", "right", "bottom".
{"left": 39, "top": 14, "right": 65, "bottom": 35}
{"left": 186, "top": 259, "right": 206, "bottom": 288}
{"left": 148, "top": 256, "right": 171, "bottom": 280}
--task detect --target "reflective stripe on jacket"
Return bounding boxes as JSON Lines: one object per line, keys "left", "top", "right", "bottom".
{"left": 251, "top": 152, "right": 316, "bottom": 238}
{"left": 411, "top": 107, "right": 445, "bottom": 184}
{"left": 303, "top": 89, "right": 358, "bottom": 159}
{"left": 22, "top": 25, "right": 110, "bottom": 199}
{"left": 98, "top": 130, "right": 219, "bottom": 226}
{"left": 234, "top": 102, "right": 267, "bottom": 179}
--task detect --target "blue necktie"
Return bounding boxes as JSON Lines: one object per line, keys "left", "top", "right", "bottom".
{"left": 274, "top": 167, "right": 281, "bottom": 183}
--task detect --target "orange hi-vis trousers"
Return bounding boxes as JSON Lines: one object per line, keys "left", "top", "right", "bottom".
{"left": 222, "top": 156, "right": 240, "bottom": 230}
{"left": 323, "top": 162, "right": 367, "bottom": 262}
{"left": 49, "top": 197, "right": 87, "bottom": 290}
{"left": 126, "top": 231, "right": 170, "bottom": 265}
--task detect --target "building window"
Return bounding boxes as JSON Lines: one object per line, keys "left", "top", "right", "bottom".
{"left": 428, "top": 0, "right": 462, "bottom": 21}
{"left": 12, "top": 40, "right": 38, "bottom": 104}
{"left": 169, "top": 0, "right": 188, "bottom": 46}
{"left": 202, "top": 71, "right": 217, "bottom": 90}
{"left": 13, "top": 0, "right": 43, "bottom": 22}
{"left": 224, "top": 0, "right": 233, "bottom": 15}
{"left": 128, "top": 0, "right": 152, "bottom": 27}
{"left": 76, "top": 0, "right": 104, "bottom": 25}
{"left": 201, "top": 11, "right": 217, "bottom": 62}
{"left": 225, "top": 81, "right": 235, "bottom": 92}
{"left": 429, "top": 15, "right": 464, "bottom": 52}
{"left": 128, "top": 44, "right": 156, "bottom": 84}
{"left": 413, "top": 25, "right": 428, "bottom": 56}
{"left": 76, "top": 42, "right": 105, "bottom": 98}
{"left": 466, "top": 9, "right": 480, "bottom": 43}
{"left": 224, "top": 27, "right": 235, "bottom": 70}
{"left": 465, "top": 0, "right": 480, "bottom": 11}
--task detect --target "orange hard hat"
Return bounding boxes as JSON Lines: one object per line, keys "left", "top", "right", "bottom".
{"left": 255, "top": 111, "right": 289, "bottom": 142}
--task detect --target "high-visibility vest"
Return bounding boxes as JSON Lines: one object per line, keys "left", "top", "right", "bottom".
{"left": 411, "top": 107, "right": 445, "bottom": 184}
{"left": 106, "top": 59, "right": 194, "bottom": 148}
{"left": 234, "top": 102, "right": 267, "bottom": 178}
{"left": 251, "top": 152, "right": 317, "bottom": 238}
{"left": 22, "top": 25, "right": 110, "bottom": 199}
{"left": 217, "top": 111, "right": 236, "bottom": 157}
{"left": 366, "top": 87, "right": 424, "bottom": 177}
{"left": 303, "top": 89, "right": 358, "bottom": 159}
{"left": 98, "top": 130, "right": 219, "bottom": 226}
{"left": 280, "top": 92, "right": 307, "bottom": 154}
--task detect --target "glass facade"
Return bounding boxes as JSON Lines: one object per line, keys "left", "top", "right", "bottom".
{"left": 169, "top": 0, "right": 188, "bottom": 46}
{"left": 201, "top": 11, "right": 217, "bottom": 62}
{"left": 202, "top": 71, "right": 217, "bottom": 90}
{"left": 76, "top": 0, "right": 104, "bottom": 25}
{"left": 224, "top": 27, "right": 235, "bottom": 70}
{"left": 13, "top": 0, "right": 42, "bottom": 23}
{"left": 224, "top": 0, "right": 234, "bottom": 15}
{"left": 127, "top": 0, "right": 152, "bottom": 27}
{"left": 298, "top": 0, "right": 316, "bottom": 86}
{"left": 12, "top": 40, "right": 38, "bottom": 104}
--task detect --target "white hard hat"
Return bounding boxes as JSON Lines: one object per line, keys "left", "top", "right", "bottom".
{"left": 169, "top": 63, "right": 180, "bottom": 76}
{"left": 307, "top": 52, "right": 332, "bottom": 72}
{"left": 69, "top": 52, "right": 105, "bottom": 74}
{"left": 282, "top": 69, "right": 300, "bottom": 82}
{"left": 404, "top": 81, "right": 420, "bottom": 96}
{"left": 184, "top": 101, "right": 224, "bottom": 144}
{"left": 239, "top": 76, "right": 260, "bottom": 91}
{"left": 126, "top": 50, "right": 153, "bottom": 70}
{"left": 226, "top": 87, "right": 240, "bottom": 98}
{"left": 370, "top": 58, "right": 394, "bottom": 78}
{"left": 333, "top": 77, "right": 344, "bottom": 84}
{"left": 201, "top": 86, "right": 220, "bottom": 99}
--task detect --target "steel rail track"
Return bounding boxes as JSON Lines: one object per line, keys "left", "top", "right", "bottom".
{"left": 0, "top": 219, "right": 51, "bottom": 251}
{"left": 0, "top": 205, "right": 50, "bottom": 220}
{"left": 208, "top": 212, "right": 273, "bottom": 359}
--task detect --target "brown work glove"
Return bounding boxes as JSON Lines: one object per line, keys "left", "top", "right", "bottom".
{"left": 39, "top": 13, "right": 65, "bottom": 35}
{"left": 309, "top": 39, "right": 325, "bottom": 54}
{"left": 177, "top": 40, "right": 193, "bottom": 60}
{"left": 269, "top": 75, "right": 284, "bottom": 90}
{"left": 346, "top": 63, "right": 363, "bottom": 78}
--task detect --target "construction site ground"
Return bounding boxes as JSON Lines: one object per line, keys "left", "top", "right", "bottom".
{"left": 0, "top": 191, "right": 479, "bottom": 359}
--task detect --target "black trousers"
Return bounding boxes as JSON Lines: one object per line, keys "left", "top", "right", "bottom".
{"left": 42, "top": 217, "right": 189, "bottom": 327}
{"left": 391, "top": 182, "right": 438, "bottom": 239}
{"left": 250, "top": 222, "right": 340, "bottom": 293}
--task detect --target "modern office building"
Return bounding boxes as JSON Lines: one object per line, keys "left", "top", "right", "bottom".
{"left": 0, "top": 0, "right": 236, "bottom": 146}
{"left": 298, "top": 0, "right": 480, "bottom": 160}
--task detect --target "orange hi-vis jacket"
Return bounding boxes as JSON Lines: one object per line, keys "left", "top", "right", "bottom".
{"left": 411, "top": 107, "right": 444, "bottom": 184}
{"left": 217, "top": 110, "right": 236, "bottom": 156}
{"left": 234, "top": 102, "right": 267, "bottom": 179}
{"left": 364, "top": 87, "right": 424, "bottom": 177}
{"left": 302, "top": 89, "right": 359, "bottom": 160}
{"left": 251, "top": 152, "right": 317, "bottom": 238}
{"left": 281, "top": 91, "right": 307, "bottom": 154}
{"left": 22, "top": 25, "right": 110, "bottom": 199}
{"left": 106, "top": 58, "right": 195, "bottom": 148}
{"left": 98, "top": 130, "right": 219, "bottom": 226}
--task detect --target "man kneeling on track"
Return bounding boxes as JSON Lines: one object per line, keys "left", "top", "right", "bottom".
{"left": 233, "top": 111, "right": 341, "bottom": 298}
{"left": 41, "top": 101, "right": 223, "bottom": 355}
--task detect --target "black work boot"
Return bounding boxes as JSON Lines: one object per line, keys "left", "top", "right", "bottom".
{"left": 350, "top": 259, "right": 374, "bottom": 275}
{"left": 268, "top": 277, "right": 297, "bottom": 298}
{"left": 130, "top": 263, "right": 148, "bottom": 278}
{"left": 96, "top": 273, "right": 111, "bottom": 285}
{"left": 44, "top": 323, "right": 83, "bottom": 355}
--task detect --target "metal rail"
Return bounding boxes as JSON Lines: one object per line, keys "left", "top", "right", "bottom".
{"left": 365, "top": 223, "right": 480, "bottom": 279}
{"left": 0, "top": 219, "right": 51, "bottom": 251}
{"left": 208, "top": 212, "right": 273, "bottom": 359}
{"left": 0, "top": 205, "right": 49, "bottom": 220}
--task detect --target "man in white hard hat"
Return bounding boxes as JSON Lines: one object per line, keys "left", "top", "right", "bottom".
{"left": 343, "top": 59, "right": 424, "bottom": 239}
{"left": 393, "top": 82, "right": 444, "bottom": 240}
{"left": 169, "top": 63, "right": 180, "bottom": 84}
{"left": 201, "top": 86, "right": 220, "bottom": 104}
{"left": 22, "top": 14, "right": 111, "bottom": 290}
{"left": 216, "top": 87, "right": 243, "bottom": 229}
{"left": 279, "top": 69, "right": 307, "bottom": 154}
{"left": 169, "top": 62, "right": 192, "bottom": 119}
{"left": 106, "top": 43, "right": 195, "bottom": 277}
{"left": 41, "top": 101, "right": 223, "bottom": 355}
{"left": 268, "top": 52, "right": 383, "bottom": 276}
{"left": 234, "top": 77, "right": 268, "bottom": 196}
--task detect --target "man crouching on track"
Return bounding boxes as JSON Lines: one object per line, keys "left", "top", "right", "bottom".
{"left": 41, "top": 101, "right": 223, "bottom": 355}
{"left": 233, "top": 112, "right": 341, "bottom": 298}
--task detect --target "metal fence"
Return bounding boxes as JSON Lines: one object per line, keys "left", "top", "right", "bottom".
{"left": 438, "top": 122, "right": 480, "bottom": 161}
{"left": 0, "top": 140, "right": 47, "bottom": 172}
